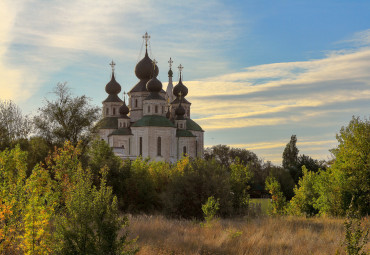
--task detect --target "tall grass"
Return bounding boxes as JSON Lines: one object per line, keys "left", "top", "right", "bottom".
{"left": 126, "top": 215, "right": 369, "bottom": 255}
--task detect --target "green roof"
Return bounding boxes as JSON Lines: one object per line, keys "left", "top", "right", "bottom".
{"left": 108, "top": 128, "right": 132, "bottom": 136}
{"left": 176, "top": 129, "right": 196, "bottom": 137}
{"left": 186, "top": 118, "right": 203, "bottom": 132}
{"left": 97, "top": 117, "right": 118, "bottom": 129}
{"left": 132, "top": 115, "right": 176, "bottom": 128}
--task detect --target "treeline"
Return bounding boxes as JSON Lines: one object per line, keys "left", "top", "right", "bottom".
{"left": 1, "top": 84, "right": 369, "bottom": 253}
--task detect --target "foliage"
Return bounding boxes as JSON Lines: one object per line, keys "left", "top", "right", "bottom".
{"left": 0, "top": 100, "right": 32, "bottom": 151}
{"left": 289, "top": 166, "right": 319, "bottom": 216}
{"left": 0, "top": 145, "right": 28, "bottom": 254}
{"left": 163, "top": 157, "right": 232, "bottom": 219}
{"left": 282, "top": 135, "right": 299, "bottom": 171}
{"left": 229, "top": 158, "right": 252, "bottom": 214}
{"left": 265, "top": 175, "right": 287, "bottom": 215}
{"left": 267, "top": 165, "right": 295, "bottom": 200}
{"left": 56, "top": 164, "right": 132, "bottom": 255}
{"left": 343, "top": 217, "right": 369, "bottom": 255}
{"left": 202, "top": 196, "right": 220, "bottom": 224}
{"left": 33, "top": 82, "right": 100, "bottom": 148}
{"left": 121, "top": 157, "right": 160, "bottom": 213}
{"left": 22, "top": 165, "right": 57, "bottom": 254}
{"left": 329, "top": 116, "right": 370, "bottom": 216}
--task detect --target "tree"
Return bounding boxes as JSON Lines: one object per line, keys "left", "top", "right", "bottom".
{"left": 0, "top": 100, "right": 32, "bottom": 150}
{"left": 0, "top": 145, "right": 28, "bottom": 253}
{"left": 229, "top": 158, "right": 253, "bottom": 214}
{"left": 265, "top": 175, "right": 287, "bottom": 215}
{"left": 33, "top": 82, "right": 100, "bottom": 148}
{"left": 329, "top": 116, "right": 370, "bottom": 216}
{"left": 289, "top": 166, "right": 319, "bottom": 216}
{"left": 282, "top": 135, "right": 299, "bottom": 181}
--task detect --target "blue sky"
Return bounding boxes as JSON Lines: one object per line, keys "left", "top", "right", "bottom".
{"left": 1, "top": 0, "right": 369, "bottom": 164}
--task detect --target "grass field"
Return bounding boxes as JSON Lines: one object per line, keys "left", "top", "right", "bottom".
{"left": 126, "top": 215, "right": 369, "bottom": 255}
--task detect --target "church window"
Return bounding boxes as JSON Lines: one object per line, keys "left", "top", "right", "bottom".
{"left": 183, "top": 146, "right": 187, "bottom": 155}
{"left": 162, "top": 106, "right": 164, "bottom": 113}
{"left": 155, "top": 105, "right": 158, "bottom": 113}
{"left": 148, "top": 105, "right": 150, "bottom": 113}
{"left": 119, "top": 122, "right": 122, "bottom": 128}
{"left": 135, "top": 99, "right": 138, "bottom": 108}
{"left": 106, "top": 108, "right": 109, "bottom": 115}
{"left": 113, "top": 108, "right": 116, "bottom": 115}
{"left": 139, "top": 137, "right": 142, "bottom": 156}
{"left": 157, "top": 137, "right": 161, "bottom": 156}
{"left": 180, "top": 123, "right": 183, "bottom": 129}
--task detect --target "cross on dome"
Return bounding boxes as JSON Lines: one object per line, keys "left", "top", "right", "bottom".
{"left": 178, "top": 64, "right": 184, "bottom": 73}
{"left": 168, "top": 57, "right": 173, "bottom": 69}
{"left": 143, "top": 32, "right": 150, "bottom": 47}
{"left": 123, "top": 91, "right": 126, "bottom": 101}
{"left": 110, "top": 60, "right": 116, "bottom": 73}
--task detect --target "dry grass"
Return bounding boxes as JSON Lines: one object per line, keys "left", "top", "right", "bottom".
{"left": 125, "top": 215, "right": 369, "bottom": 255}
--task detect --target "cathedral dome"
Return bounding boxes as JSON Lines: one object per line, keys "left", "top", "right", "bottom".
{"left": 168, "top": 69, "right": 173, "bottom": 77}
{"left": 105, "top": 73, "right": 121, "bottom": 95}
{"left": 173, "top": 76, "right": 188, "bottom": 98}
{"left": 146, "top": 76, "right": 162, "bottom": 93}
{"left": 119, "top": 100, "right": 130, "bottom": 116}
{"left": 135, "top": 50, "right": 159, "bottom": 80}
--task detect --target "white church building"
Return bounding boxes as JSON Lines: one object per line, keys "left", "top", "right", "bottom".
{"left": 98, "top": 33, "right": 204, "bottom": 163}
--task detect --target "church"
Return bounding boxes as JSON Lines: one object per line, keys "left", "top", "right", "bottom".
{"left": 98, "top": 33, "right": 204, "bottom": 163}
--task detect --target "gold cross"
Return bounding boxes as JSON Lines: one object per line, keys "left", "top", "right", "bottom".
{"left": 142, "top": 32, "right": 150, "bottom": 47}
{"left": 168, "top": 57, "right": 173, "bottom": 69}
{"left": 152, "top": 59, "right": 157, "bottom": 71}
{"left": 178, "top": 64, "right": 183, "bottom": 73}
{"left": 109, "top": 60, "right": 116, "bottom": 72}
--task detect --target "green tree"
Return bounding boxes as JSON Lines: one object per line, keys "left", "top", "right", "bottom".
{"left": 0, "top": 145, "right": 28, "bottom": 253}
{"left": 330, "top": 116, "right": 369, "bottom": 216}
{"left": 289, "top": 166, "right": 319, "bottom": 216}
{"left": 282, "top": 135, "right": 300, "bottom": 182}
{"left": 202, "top": 196, "right": 220, "bottom": 224}
{"left": 0, "top": 100, "right": 32, "bottom": 151}
{"left": 265, "top": 175, "right": 287, "bottom": 215}
{"left": 33, "top": 82, "right": 100, "bottom": 148}
{"left": 22, "top": 165, "right": 57, "bottom": 254}
{"left": 164, "top": 157, "right": 232, "bottom": 219}
{"left": 229, "top": 158, "right": 252, "bottom": 214}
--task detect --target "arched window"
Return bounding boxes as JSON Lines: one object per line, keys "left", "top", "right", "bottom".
{"left": 135, "top": 99, "right": 138, "bottom": 108}
{"left": 106, "top": 108, "right": 109, "bottom": 115}
{"left": 148, "top": 105, "right": 150, "bottom": 113}
{"left": 113, "top": 108, "right": 116, "bottom": 115}
{"left": 155, "top": 105, "right": 158, "bottom": 113}
{"left": 183, "top": 146, "right": 187, "bottom": 155}
{"left": 157, "top": 137, "right": 161, "bottom": 156}
{"left": 162, "top": 106, "right": 164, "bottom": 113}
{"left": 139, "top": 137, "right": 142, "bottom": 156}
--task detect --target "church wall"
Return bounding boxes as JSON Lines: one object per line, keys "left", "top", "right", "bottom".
{"left": 99, "top": 129, "right": 115, "bottom": 143}
{"left": 143, "top": 100, "right": 167, "bottom": 116}
{"left": 131, "top": 126, "right": 176, "bottom": 162}
{"left": 190, "top": 130, "right": 204, "bottom": 158}
{"left": 176, "top": 136, "right": 197, "bottom": 159}
{"left": 110, "top": 135, "right": 132, "bottom": 156}
{"left": 103, "top": 102, "right": 122, "bottom": 117}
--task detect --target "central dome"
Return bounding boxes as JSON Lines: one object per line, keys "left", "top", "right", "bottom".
{"left": 135, "top": 50, "right": 159, "bottom": 80}
{"left": 146, "top": 76, "right": 162, "bottom": 93}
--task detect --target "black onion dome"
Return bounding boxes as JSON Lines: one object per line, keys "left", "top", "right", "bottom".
{"left": 146, "top": 76, "right": 162, "bottom": 93}
{"left": 135, "top": 50, "right": 159, "bottom": 80}
{"left": 119, "top": 100, "right": 130, "bottom": 116}
{"left": 173, "top": 76, "right": 188, "bottom": 97}
{"left": 168, "top": 69, "right": 173, "bottom": 77}
{"left": 105, "top": 73, "right": 121, "bottom": 95}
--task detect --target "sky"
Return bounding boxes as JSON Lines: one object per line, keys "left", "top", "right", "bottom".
{"left": 0, "top": 0, "right": 369, "bottom": 164}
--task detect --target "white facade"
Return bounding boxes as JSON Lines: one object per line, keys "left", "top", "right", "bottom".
{"left": 98, "top": 38, "right": 204, "bottom": 163}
